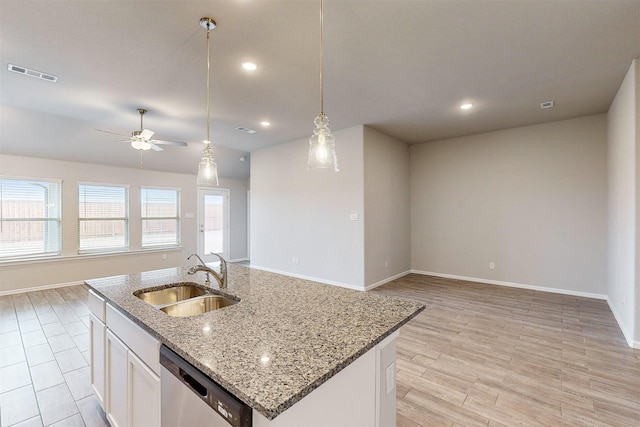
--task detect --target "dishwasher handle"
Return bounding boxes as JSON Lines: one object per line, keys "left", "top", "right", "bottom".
{"left": 160, "top": 345, "right": 252, "bottom": 427}
{"left": 180, "top": 369, "right": 208, "bottom": 398}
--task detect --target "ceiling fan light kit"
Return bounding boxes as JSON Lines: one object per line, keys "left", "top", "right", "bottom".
{"left": 196, "top": 16, "right": 220, "bottom": 187}
{"left": 94, "top": 108, "right": 188, "bottom": 167}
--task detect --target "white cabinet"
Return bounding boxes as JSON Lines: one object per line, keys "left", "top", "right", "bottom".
{"left": 128, "top": 350, "right": 161, "bottom": 427}
{"left": 89, "top": 313, "right": 106, "bottom": 409}
{"left": 88, "top": 291, "right": 107, "bottom": 410}
{"left": 88, "top": 290, "right": 160, "bottom": 427}
{"left": 107, "top": 330, "right": 129, "bottom": 427}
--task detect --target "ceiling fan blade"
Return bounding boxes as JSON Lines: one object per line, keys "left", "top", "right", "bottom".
{"left": 151, "top": 139, "right": 188, "bottom": 147}
{"left": 140, "top": 129, "right": 155, "bottom": 140}
{"left": 94, "top": 128, "right": 129, "bottom": 137}
{"left": 149, "top": 143, "right": 164, "bottom": 152}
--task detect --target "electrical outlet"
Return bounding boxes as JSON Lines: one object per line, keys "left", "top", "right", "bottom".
{"left": 162, "top": 254, "right": 167, "bottom": 260}
{"left": 292, "top": 257, "right": 299, "bottom": 264}
{"left": 489, "top": 262, "right": 495, "bottom": 269}
{"left": 384, "top": 260, "right": 389, "bottom": 268}
{"left": 385, "top": 362, "right": 395, "bottom": 394}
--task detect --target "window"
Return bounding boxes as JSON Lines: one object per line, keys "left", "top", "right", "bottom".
{"left": 0, "top": 177, "right": 62, "bottom": 260}
{"left": 141, "top": 187, "right": 180, "bottom": 248}
{"left": 78, "top": 183, "right": 129, "bottom": 253}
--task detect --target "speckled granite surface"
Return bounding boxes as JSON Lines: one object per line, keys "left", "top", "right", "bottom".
{"left": 85, "top": 264, "right": 424, "bottom": 420}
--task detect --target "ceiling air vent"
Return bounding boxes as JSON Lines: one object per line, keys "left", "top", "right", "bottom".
{"left": 8, "top": 64, "right": 58, "bottom": 83}
{"left": 235, "top": 127, "right": 257, "bottom": 134}
{"left": 540, "top": 101, "right": 554, "bottom": 109}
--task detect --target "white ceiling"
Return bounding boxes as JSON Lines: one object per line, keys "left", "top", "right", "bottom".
{"left": 1, "top": 0, "right": 639, "bottom": 180}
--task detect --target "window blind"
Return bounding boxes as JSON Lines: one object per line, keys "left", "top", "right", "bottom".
{"left": 78, "top": 183, "right": 129, "bottom": 253}
{"left": 0, "top": 177, "right": 62, "bottom": 260}
{"left": 141, "top": 187, "right": 180, "bottom": 248}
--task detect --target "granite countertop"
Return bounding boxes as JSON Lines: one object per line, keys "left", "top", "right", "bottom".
{"left": 84, "top": 264, "right": 424, "bottom": 420}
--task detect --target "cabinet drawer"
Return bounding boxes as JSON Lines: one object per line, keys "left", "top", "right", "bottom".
{"left": 88, "top": 290, "right": 106, "bottom": 322}
{"left": 106, "top": 303, "right": 160, "bottom": 375}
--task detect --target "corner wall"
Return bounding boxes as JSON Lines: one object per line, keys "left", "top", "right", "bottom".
{"left": 607, "top": 59, "right": 639, "bottom": 348}
{"left": 0, "top": 154, "right": 248, "bottom": 294}
{"left": 363, "top": 127, "right": 411, "bottom": 288}
{"left": 410, "top": 115, "right": 608, "bottom": 298}
{"left": 249, "top": 126, "right": 366, "bottom": 288}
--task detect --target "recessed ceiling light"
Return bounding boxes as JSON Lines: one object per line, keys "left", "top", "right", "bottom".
{"left": 242, "top": 62, "right": 257, "bottom": 71}
{"left": 260, "top": 121, "right": 271, "bottom": 127}
{"left": 460, "top": 103, "right": 473, "bottom": 110}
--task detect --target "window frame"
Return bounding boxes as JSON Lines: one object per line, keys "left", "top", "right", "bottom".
{"left": 140, "top": 186, "right": 181, "bottom": 249}
{"left": 0, "top": 176, "right": 63, "bottom": 261}
{"left": 77, "top": 182, "right": 130, "bottom": 254}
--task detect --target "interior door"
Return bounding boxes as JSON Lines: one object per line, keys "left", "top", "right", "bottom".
{"left": 197, "top": 188, "right": 229, "bottom": 262}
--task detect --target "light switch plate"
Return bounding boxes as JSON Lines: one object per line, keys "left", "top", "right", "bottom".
{"left": 350, "top": 213, "right": 359, "bottom": 221}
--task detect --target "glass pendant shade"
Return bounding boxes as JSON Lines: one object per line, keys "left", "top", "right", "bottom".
{"left": 196, "top": 143, "right": 219, "bottom": 186}
{"left": 308, "top": 113, "right": 338, "bottom": 171}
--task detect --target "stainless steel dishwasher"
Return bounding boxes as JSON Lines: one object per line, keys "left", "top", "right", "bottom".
{"left": 160, "top": 345, "right": 252, "bottom": 427}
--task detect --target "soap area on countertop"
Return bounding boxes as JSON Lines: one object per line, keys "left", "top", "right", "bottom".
{"left": 85, "top": 263, "right": 424, "bottom": 421}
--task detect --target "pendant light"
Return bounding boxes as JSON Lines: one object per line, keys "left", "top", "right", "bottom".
{"left": 308, "top": 0, "right": 339, "bottom": 172}
{"left": 196, "top": 17, "right": 219, "bottom": 186}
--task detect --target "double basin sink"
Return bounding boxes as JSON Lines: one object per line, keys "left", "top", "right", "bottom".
{"left": 134, "top": 283, "right": 237, "bottom": 317}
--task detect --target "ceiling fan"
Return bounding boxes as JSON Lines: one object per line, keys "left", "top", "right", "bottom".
{"left": 95, "top": 108, "right": 188, "bottom": 152}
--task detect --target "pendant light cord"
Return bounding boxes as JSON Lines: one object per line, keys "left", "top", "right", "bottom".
{"left": 206, "top": 27, "right": 211, "bottom": 144}
{"left": 320, "top": 0, "right": 324, "bottom": 116}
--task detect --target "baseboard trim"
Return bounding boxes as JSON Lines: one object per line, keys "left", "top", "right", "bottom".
{"left": 606, "top": 297, "right": 636, "bottom": 348}
{"left": 364, "top": 270, "right": 412, "bottom": 291}
{"left": 0, "top": 280, "right": 86, "bottom": 296}
{"left": 410, "top": 270, "right": 608, "bottom": 300}
{"left": 248, "top": 265, "right": 366, "bottom": 291}
{"left": 229, "top": 257, "right": 249, "bottom": 263}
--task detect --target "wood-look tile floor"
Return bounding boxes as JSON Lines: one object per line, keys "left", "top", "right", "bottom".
{"left": 2, "top": 277, "right": 639, "bottom": 426}
{"left": 0, "top": 286, "right": 108, "bottom": 427}
{"left": 374, "top": 274, "right": 640, "bottom": 427}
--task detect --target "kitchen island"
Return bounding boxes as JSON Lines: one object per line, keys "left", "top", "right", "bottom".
{"left": 85, "top": 263, "right": 424, "bottom": 427}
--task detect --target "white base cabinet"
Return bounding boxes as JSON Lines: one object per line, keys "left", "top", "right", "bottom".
{"left": 89, "top": 291, "right": 107, "bottom": 409}
{"left": 106, "top": 330, "right": 129, "bottom": 427}
{"left": 88, "top": 291, "right": 160, "bottom": 427}
{"left": 129, "top": 350, "right": 161, "bottom": 427}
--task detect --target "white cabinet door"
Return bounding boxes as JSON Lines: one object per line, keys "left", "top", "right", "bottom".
{"left": 107, "top": 330, "right": 129, "bottom": 427}
{"left": 128, "top": 350, "right": 160, "bottom": 427}
{"left": 89, "top": 313, "right": 106, "bottom": 410}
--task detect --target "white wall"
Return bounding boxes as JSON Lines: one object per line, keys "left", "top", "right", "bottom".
{"left": 0, "top": 154, "right": 248, "bottom": 293}
{"left": 607, "top": 59, "right": 638, "bottom": 347}
{"left": 636, "top": 60, "right": 640, "bottom": 348}
{"left": 250, "top": 126, "right": 366, "bottom": 288}
{"left": 363, "top": 127, "right": 411, "bottom": 287}
{"left": 410, "top": 115, "right": 608, "bottom": 297}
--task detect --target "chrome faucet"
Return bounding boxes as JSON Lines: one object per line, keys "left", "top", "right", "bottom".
{"left": 187, "top": 253, "right": 227, "bottom": 289}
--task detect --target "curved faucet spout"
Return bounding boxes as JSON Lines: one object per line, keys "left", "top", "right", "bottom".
{"left": 187, "top": 253, "right": 207, "bottom": 266}
{"left": 187, "top": 253, "right": 228, "bottom": 289}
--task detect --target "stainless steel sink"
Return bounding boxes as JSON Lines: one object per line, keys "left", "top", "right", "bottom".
{"left": 159, "top": 295, "right": 237, "bottom": 317}
{"left": 134, "top": 283, "right": 237, "bottom": 317}
{"left": 135, "top": 283, "right": 208, "bottom": 306}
